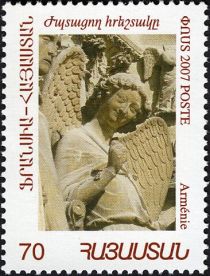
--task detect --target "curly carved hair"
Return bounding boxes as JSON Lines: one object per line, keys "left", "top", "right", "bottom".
{"left": 82, "top": 73, "right": 151, "bottom": 125}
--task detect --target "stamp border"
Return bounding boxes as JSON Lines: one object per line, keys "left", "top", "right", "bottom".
{"left": 0, "top": 1, "right": 209, "bottom": 275}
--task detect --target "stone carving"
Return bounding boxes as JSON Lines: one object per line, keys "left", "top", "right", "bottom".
{"left": 109, "top": 52, "right": 133, "bottom": 74}
{"left": 40, "top": 45, "right": 87, "bottom": 147}
{"left": 72, "top": 35, "right": 142, "bottom": 99}
{"left": 141, "top": 45, "right": 176, "bottom": 166}
{"left": 119, "top": 117, "right": 173, "bottom": 222}
{"left": 39, "top": 35, "right": 69, "bottom": 230}
{"left": 142, "top": 46, "right": 176, "bottom": 114}
{"left": 55, "top": 72, "right": 174, "bottom": 230}
{"left": 75, "top": 35, "right": 107, "bottom": 98}
{"left": 39, "top": 35, "right": 176, "bottom": 231}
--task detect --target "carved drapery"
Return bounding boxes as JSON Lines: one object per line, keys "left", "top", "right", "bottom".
{"left": 39, "top": 34, "right": 176, "bottom": 230}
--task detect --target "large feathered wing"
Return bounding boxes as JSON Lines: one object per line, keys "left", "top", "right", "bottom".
{"left": 40, "top": 46, "right": 87, "bottom": 146}
{"left": 119, "top": 117, "right": 173, "bottom": 222}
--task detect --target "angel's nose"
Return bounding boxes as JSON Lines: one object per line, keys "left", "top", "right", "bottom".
{"left": 119, "top": 103, "right": 129, "bottom": 115}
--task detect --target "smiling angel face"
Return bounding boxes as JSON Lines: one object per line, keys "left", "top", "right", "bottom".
{"left": 97, "top": 88, "right": 142, "bottom": 131}
{"left": 39, "top": 35, "right": 58, "bottom": 76}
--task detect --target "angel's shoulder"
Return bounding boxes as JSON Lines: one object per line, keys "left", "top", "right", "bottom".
{"left": 58, "top": 126, "right": 96, "bottom": 153}
{"left": 59, "top": 127, "right": 84, "bottom": 146}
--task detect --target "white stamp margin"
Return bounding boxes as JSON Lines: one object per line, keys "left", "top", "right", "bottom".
{"left": 3, "top": 2, "right": 207, "bottom": 273}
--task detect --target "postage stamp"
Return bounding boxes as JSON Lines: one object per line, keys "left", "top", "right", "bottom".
{"left": 2, "top": 2, "right": 207, "bottom": 274}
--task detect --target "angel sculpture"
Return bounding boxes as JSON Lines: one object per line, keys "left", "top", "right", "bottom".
{"left": 43, "top": 62, "right": 175, "bottom": 230}
{"left": 142, "top": 46, "right": 176, "bottom": 114}
{"left": 39, "top": 35, "right": 69, "bottom": 230}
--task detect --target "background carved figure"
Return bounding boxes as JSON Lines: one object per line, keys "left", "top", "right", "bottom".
{"left": 39, "top": 35, "right": 69, "bottom": 230}
{"left": 39, "top": 34, "right": 176, "bottom": 231}
{"left": 142, "top": 47, "right": 176, "bottom": 114}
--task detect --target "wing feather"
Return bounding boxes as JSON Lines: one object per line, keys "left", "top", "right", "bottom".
{"left": 139, "top": 148, "right": 153, "bottom": 171}
{"left": 41, "top": 46, "right": 87, "bottom": 146}
{"left": 119, "top": 117, "right": 174, "bottom": 222}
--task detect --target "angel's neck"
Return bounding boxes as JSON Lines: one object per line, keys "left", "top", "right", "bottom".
{"left": 86, "top": 118, "right": 114, "bottom": 144}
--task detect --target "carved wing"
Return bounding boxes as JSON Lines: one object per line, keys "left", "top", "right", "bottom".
{"left": 119, "top": 117, "right": 173, "bottom": 222}
{"left": 40, "top": 46, "right": 87, "bottom": 146}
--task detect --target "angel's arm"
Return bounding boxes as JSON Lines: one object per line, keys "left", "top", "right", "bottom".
{"left": 72, "top": 166, "right": 116, "bottom": 204}
{"left": 55, "top": 136, "right": 117, "bottom": 205}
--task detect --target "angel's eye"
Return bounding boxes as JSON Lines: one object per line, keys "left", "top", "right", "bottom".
{"left": 130, "top": 106, "right": 138, "bottom": 114}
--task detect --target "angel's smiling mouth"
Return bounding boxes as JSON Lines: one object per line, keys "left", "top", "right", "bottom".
{"left": 112, "top": 110, "right": 124, "bottom": 123}
{"left": 116, "top": 111, "right": 128, "bottom": 123}
{"left": 109, "top": 110, "right": 128, "bottom": 127}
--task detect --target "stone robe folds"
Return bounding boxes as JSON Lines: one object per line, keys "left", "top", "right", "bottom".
{"left": 55, "top": 122, "right": 154, "bottom": 231}
{"left": 39, "top": 111, "right": 69, "bottom": 231}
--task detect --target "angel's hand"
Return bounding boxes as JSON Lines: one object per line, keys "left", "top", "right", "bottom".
{"left": 107, "top": 139, "right": 127, "bottom": 173}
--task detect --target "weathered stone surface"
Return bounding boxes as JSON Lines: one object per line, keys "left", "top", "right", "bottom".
{"left": 39, "top": 35, "right": 176, "bottom": 231}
